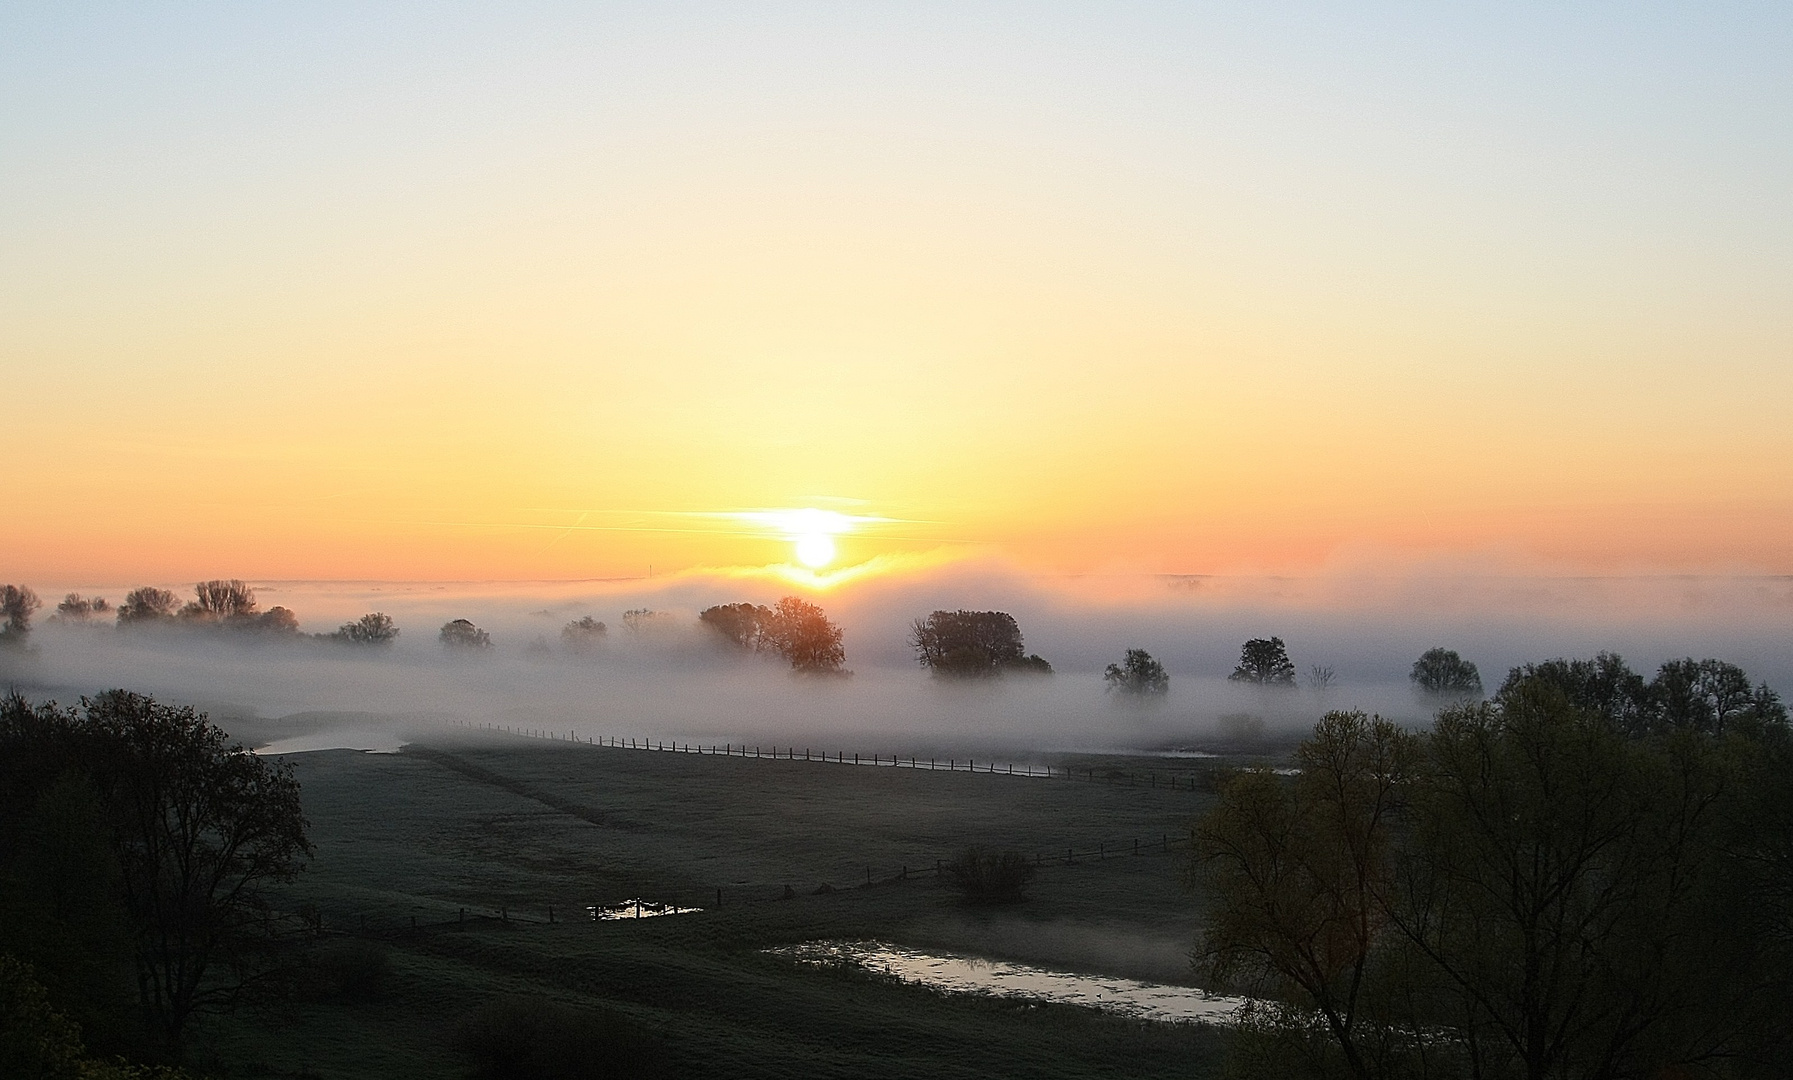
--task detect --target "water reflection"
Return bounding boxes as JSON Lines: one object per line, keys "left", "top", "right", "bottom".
{"left": 768, "top": 940, "right": 1247, "bottom": 1025}
{"left": 587, "top": 898, "right": 703, "bottom": 920}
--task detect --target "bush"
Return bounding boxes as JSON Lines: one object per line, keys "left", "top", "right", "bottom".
{"left": 942, "top": 847, "right": 1037, "bottom": 905}
{"left": 457, "top": 997, "right": 669, "bottom": 1080}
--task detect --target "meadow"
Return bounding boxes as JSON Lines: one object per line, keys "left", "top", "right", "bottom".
{"left": 194, "top": 726, "right": 1264, "bottom": 1078}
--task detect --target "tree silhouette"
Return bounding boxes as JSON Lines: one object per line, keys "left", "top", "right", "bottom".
{"left": 0, "top": 585, "right": 39, "bottom": 647}
{"left": 1104, "top": 648, "right": 1169, "bottom": 696}
{"left": 439, "top": 619, "right": 492, "bottom": 650}
{"left": 699, "top": 603, "right": 773, "bottom": 652}
{"left": 559, "top": 616, "right": 606, "bottom": 653}
{"left": 764, "top": 597, "right": 846, "bottom": 674}
{"left": 180, "top": 580, "right": 258, "bottom": 622}
{"left": 1409, "top": 647, "right": 1483, "bottom": 698}
{"left": 116, "top": 588, "right": 180, "bottom": 626}
{"left": 909, "top": 610, "right": 1052, "bottom": 677}
{"left": 1228, "top": 637, "right": 1296, "bottom": 686}
{"left": 330, "top": 613, "right": 398, "bottom": 646}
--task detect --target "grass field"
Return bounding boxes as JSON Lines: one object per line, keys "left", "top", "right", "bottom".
{"left": 190, "top": 728, "right": 1278, "bottom": 1079}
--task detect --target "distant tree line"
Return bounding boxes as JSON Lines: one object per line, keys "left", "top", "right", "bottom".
{"left": 1193, "top": 653, "right": 1793, "bottom": 1080}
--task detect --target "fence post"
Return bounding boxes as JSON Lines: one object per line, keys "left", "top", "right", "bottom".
{"left": 717, "top": 887, "right": 722, "bottom": 907}
{"left": 549, "top": 905, "right": 555, "bottom": 923}
{"left": 1134, "top": 838, "right": 1139, "bottom": 856}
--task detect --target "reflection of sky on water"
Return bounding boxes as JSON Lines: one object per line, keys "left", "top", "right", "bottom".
{"left": 769, "top": 940, "right": 1247, "bottom": 1025}
{"left": 587, "top": 899, "right": 703, "bottom": 921}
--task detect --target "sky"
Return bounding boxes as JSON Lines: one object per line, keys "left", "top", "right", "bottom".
{"left": 4, "top": 2, "right": 1792, "bottom": 583}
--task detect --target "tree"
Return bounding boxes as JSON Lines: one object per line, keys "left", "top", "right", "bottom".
{"left": 1228, "top": 637, "right": 1296, "bottom": 687}
{"left": 764, "top": 597, "right": 846, "bottom": 674}
{"left": 0, "top": 692, "right": 312, "bottom": 1057}
{"left": 53, "top": 594, "right": 109, "bottom": 623}
{"left": 909, "top": 610, "right": 1052, "bottom": 677}
{"left": 179, "top": 580, "right": 257, "bottom": 623}
{"left": 1408, "top": 647, "right": 1482, "bottom": 698}
{"left": 1104, "top": 648, "right": 1169, "bottom": 696}
{"left": 1501, "top": 652, "right": 1652, "bottom": 736}
{"left": 1193, "top": 669, "right": 1793, "bottom": 1080}
{"left": 559, "top": 616, "right": 605, "bottom": 654}
{"left": 621, "top": 609, "right": 675, "bottom": 635}
{"left": 116, "top": 589, "right": 179, "bottom": 627}
{"left": 1195, "top": 712, "right": 1417, "bottom": 1080}
{"left": 1307, "top": 665, "right": 1337, "bottom": 692}
{"left": 1649, "top": 657, "right": 1783, "bottom": 735}
{"left": 698, "top": 603, "right": 773, "bottom": 652}
{"left": 439, "top": 619, "right": 492, "bottom": 650}
{"left": 1, "top": 584, "right": 40, "bottom": 647}
{"left": 329, "top": 613, "right": 399, "bottom": 646}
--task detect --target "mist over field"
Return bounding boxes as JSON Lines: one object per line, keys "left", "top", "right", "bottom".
{"left": 7, "top": 560, "right": 1788, "bottom": 754}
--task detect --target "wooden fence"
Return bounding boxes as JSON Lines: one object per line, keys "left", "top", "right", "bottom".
{"left": 449, "top": 720, "right": 1209, "bottom": 793}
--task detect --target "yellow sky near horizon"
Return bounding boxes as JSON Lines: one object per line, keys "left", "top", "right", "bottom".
{"left": 4, "top": 5, "right": 1792, "bottom": 584}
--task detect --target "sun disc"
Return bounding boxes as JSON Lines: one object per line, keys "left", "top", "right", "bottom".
{"left": 795, "top": 532, "right": 835, "bottom": 568}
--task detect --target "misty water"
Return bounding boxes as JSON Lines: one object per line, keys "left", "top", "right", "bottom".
{"left": 769, "top": 940, "right": 1249, "bottom": 1025}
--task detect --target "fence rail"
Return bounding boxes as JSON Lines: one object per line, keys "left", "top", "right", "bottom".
{"left": 449, "top": 720, "right": 1209, "bottom": 793}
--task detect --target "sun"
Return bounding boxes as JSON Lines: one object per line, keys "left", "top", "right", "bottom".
{"left": 794, "top": 531, "right": 836, "bottom": 568}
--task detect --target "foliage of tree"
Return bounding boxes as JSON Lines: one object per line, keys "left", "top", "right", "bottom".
{"left": 2, "top": 584, "right": 41, "bottom": 647}
{"left": 439, "top": 619, "right": 493, "bottom": 650}
{"left": 698, "top": 603, "right": 773, "bottom": 652}
{"left": 1193, "top": 664, "right": 1793, "bottom": 1080}
{"left": 909, "top": 610, "right": 1052, "bottom": 677}
{"left": 115, "top": 589, "right": 179, "bottom": 627}
{"left": 559, "top": 616, "right": 606, "bottom": 654}
{"left": 620, "top": 608, "right": 677, "bottom": 635}
{"left": 0, "top": 692, "right": 312, "bottom": 1058}
{"left": 1503, "top": 652, "right": 1787, "bottom": 739}
{"left": 53, "top": 594, "right": 111, "bottom": 623}
{"left": 1408, "top": 646, "right": 1482, "bottom": 697}
{"left": 0, "top": 955, "right": 195, "bottom": 1080}
{"left": 328, "top": 613, "right": 399, "bottom": 646}
{"left": 763, "top": 597, "right": 847, "bottom": 674}
{"left": 1104, "top": 648, "right": 1169, "bottom": 696}
{"left": 942, "top": 847, "right": 1038, "bottom": 904}
{"left": 1228, "top": 637, "right": 1296, "bottom": 687}
{"left": 179, "top": 580, "right": 258, "bottom": 622}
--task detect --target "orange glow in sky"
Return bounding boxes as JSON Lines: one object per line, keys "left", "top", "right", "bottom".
{"left": 4, "top": 6, "right": 1791, "bottom": 584}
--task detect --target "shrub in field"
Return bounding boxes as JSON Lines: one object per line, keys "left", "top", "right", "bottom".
{"left": 943, "top": 847, "right": 1037, "bottom": 905}
{"left": 457, "top": 997, "right": 669, "bottom": 1080}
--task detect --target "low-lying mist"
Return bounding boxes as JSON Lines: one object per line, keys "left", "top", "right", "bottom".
{"left": 5, "top": 559, "right": 1789, "bottom": 755}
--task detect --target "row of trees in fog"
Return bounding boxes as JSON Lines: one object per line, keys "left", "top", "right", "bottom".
{"left": 1194, "top": 654, "right": 1793, "bottom": 1079}
{"left": 4, "top": 583, "right": 1784, "bottom": 718}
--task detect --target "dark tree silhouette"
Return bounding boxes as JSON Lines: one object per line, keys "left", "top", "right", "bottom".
{"left": 559, "top": 616, "right": 606, "bottom": 653}
{"left": 330, "top": 612, "right": 399, "bottom": 646}
{"left": 764, "top": 597, "right": 846, "bottom": 674}
{"left": 1501, "top": 653, "right": 1787, "bottom": 738}
{"left": 248, "top": 607, "right": 299, "bottom": 635}
{"left": 1409, "top": 647, "right": 1483, "bottom": 698}
{"left": 0, "top": 584, "right": 39, "bottom": 647}
{"left": 53, "top": 593, "right": 110, "bottom": 622}
{"left": 116, "top": 588, "right": 180, "bottom": 626}
{"left": 1104, "top": 648, "right": 1169, "bottom": 696}
{"left": 439, "top": 619, "right": 492, "bottom": 650}
{"left": 1228, "top": 636, "right": 1296, "bottom": 686}
{"left": 942, "top": 847, "right": 1037, "bottom": 904}
{"left": 0, "top": 691, "right": 312, "bottom": 1057}
{"left": 181, "top": 580, "right": 258, "bottom": 622}
{"left": 909, "top": 610, "right": 1052, "bottom": 677}
{"left": 699, "top": 603, "right": 774, "bottom": 652}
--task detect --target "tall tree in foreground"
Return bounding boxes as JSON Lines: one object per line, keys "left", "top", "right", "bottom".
{"left": 1228, "top": 637, "right": 1297, "bottom": 687}
{"left": 1194, "top": 666, "right": 1793, "bottom": 1080}
{"left": 0, "top": 692, "right": 312, "bottom": 1058}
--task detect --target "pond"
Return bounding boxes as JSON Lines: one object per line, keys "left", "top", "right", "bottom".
{"left": 767, "top": 940, "right": 1249, "bottom": 1025}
